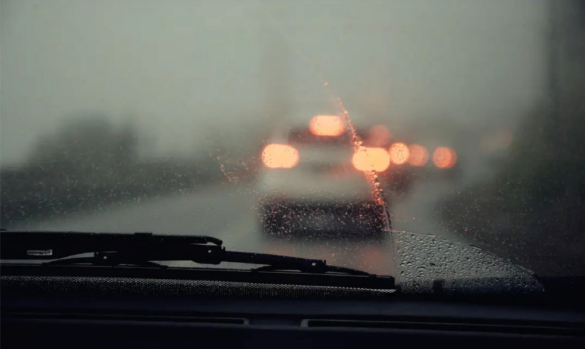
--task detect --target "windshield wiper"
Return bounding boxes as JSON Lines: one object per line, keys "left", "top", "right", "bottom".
{"left": 0, "top": 231, "right": 374, "bottom": 277}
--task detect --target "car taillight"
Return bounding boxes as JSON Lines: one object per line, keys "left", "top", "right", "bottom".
{"left": 369, "top": 125, "right": 392, "bottom": 147}
{"left": 309, "top": 115, "right": 345, "bottom": 137}
{"left": 389, "top": 142, "right": 410, "bottom": 165}
{"left": 408, "top": 144, "right": 429, "bottom": 166}
{"left": 261, "top": 144, "right": 300, "bottom": 169}
{"left": 352, "top": 146, "right": 390, "bottom": 172}
{"left": 433, "top": 146, "right": 457, "bottom": 169}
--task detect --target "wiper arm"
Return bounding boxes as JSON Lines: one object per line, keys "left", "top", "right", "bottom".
{"left": 1, "top": 231, "right": 371, "bottom": 276}
{"left": 223, "top": 251, "right": 370, "bottom": 275}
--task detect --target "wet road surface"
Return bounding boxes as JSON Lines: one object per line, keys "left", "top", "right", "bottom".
{"left": 14, "top": 179, "right": 466, "bottom": 276}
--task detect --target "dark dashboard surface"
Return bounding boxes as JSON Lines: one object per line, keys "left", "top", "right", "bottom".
{"left": 2, "top": 264, "right": 585, "bottom": 348}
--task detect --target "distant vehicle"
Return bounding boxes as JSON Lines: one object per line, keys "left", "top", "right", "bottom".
{"left": 392, "top": 121, "right": 462, "bottom": 183}
{"left": 254, "top": 114, "right": 461, "bottom": 237}
{"left": 404, "top": 142, "right": 461, "bottom": 183}
{"left": 255, "top": 115, "right": 389, "bottom": 238}
{"left": 367, "top": 124, "right": 462, "bottom": 188}
{"left": 363, "top": 127, "right": 417, "bottom": 195}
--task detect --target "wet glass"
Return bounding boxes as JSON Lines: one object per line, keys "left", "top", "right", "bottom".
{"left": 1, "top": 0, "right": 584, "bottom": 278}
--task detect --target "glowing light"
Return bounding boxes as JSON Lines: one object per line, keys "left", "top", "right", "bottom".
{"left": 261, "top": 144, "right": 299, "bottom": 169}
{"left": 389, "top": 142, "right": 410, "bottom": 165}
{"left": 309, "top": 115, "right": 345, "bottom": 137}
{"left": 499, "top": 130, "right": 513, "bottom": 148}
{"left": 433, "top": 147, "right": 457, "bottom": 169}
{"left": 369, "top": 125, "right": 392, "bottom": 147}
{"left": 352, "top": 146, "right": 390, "bottom": 172}
{"left": 408, "top": 144, "right": 429, "bottom": 166}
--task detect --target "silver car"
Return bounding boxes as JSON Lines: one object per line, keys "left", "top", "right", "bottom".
{"left": 255, "top": 115, "right": 390, "bottom": 238}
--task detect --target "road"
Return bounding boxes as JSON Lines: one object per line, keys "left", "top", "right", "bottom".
{"left": 14, "top": 178, "right": 466, "bottom": 276}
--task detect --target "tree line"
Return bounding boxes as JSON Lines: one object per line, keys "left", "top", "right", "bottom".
{"left": 0, "top": 114, "right": 242, "bottom": 227}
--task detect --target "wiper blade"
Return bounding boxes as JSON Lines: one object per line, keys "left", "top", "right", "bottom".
{"left": 0, "top": 232, "right": 373, "bottom": 277}
{"left": 1, "top": 231, "right": 223, "bottom": 258}
{"left": 43, "top": 256, "right": 165, "bottom": 268}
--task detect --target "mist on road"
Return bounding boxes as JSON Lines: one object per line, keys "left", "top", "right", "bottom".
{"left": 2, "top": 0, "right": 584, "bottom": 277}
{"left": 1, "top": 0, "right": 545, "bottom": 164}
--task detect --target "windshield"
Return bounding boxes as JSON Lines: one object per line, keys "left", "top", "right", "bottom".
{"left": 1, "top": 0, "right": 584, "bottom": 280}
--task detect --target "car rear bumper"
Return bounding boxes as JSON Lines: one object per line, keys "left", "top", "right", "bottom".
{"left": 258, "top": 197, "right": 389, "bottom": 235}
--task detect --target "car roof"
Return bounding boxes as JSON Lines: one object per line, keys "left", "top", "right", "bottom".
{"left": 272, "top": 112, "right": 370, "bottom": 131}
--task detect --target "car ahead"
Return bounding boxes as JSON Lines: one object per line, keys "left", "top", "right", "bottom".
{"left": 255, "top": 115, "right": 390, "bottom": 238}
{"left": 372, "top": 128, "right": 460, "bottom": 194}
{"left": 364, "top": 127, "right": 417, "bottom": 196}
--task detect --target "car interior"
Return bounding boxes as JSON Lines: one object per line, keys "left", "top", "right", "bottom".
{"left": 3, "top": 261, "right": 585, "bottom": 348}
{"left": 2, "top": 1, "right": 584, "bottom": 348}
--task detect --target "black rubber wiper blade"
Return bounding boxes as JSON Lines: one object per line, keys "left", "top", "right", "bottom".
{"left": 253, "top": 264, "right": 370, "bottom": 276}
{"left": 44, "top": 256, "right": 165, "bottom": 269}
{"left": 0, "top": 231, "right": 375, "bottom": 277}
{"left": 223, "top": 251, "right": 370, "bottom": 276}
{"left": 1, "top": 231, "right": 222, "bottom": 260}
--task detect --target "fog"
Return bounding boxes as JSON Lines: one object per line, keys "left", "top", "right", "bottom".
{"left": 2, "top": 1, "right": 585, "bottom": 278}
{"left": 1, "top": 0, "right": 546, "bottom": 165}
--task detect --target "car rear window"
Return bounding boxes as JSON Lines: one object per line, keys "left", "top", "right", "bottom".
{"left": 288, "top": 128, "right": 369, "bottom": 146}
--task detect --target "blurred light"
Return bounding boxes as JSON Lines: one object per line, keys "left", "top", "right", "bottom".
{"left": 369, "top": 125, "right": 392, "bottom": 147}
{"left": 500, "top": 130, "right": 513, "bottom": 148}
{"left": 433, "top": 147, "right": 457, "bottom": 169}
{"left": 408, "top": 144, "right": 429, "bottom": 166}
{"left": 352, "top": 146, "right": 390, "bottom": 172}
{"left": 389, "top": 142, "right": 410, "bottom": 165}
{"left": 262, "top": 144, "right": 299, "bottom": 169}
{"left": 309, "top": 115, "right": 345, "bottom": 137}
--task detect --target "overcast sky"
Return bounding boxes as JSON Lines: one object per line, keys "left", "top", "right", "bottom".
{"left": 1, "top": 0, "right": 546, "bottom": 165}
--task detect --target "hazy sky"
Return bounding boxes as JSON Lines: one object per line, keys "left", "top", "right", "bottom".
{"left": 1, "top": 0, "right": 546, "bottom": 165}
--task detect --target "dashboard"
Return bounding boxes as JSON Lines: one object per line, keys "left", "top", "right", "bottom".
{"left": 2, "top": 264, "right": 585, "bottom": 348}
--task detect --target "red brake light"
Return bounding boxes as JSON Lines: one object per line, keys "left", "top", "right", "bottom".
{"left": 309, "top": 115, "right": 345, "bottom": 137}
{"left": 433, "top": 147, "right": 457, "bottom": 169}
{"left": 389, "top": 142, "right": 410, "bottom": 165}
{"left": 408, "top": 144, "right": 429, "bottom": 167}
{"left": 261, "top": 144, "right": 299, "bottom": 169}
{"left": 369, "top": 125, "right": 392, "bottom": 147}
{"left": 352, "top": 146, "right": 390, "bottom": 172}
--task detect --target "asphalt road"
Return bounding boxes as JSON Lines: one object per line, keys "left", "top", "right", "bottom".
{"left": 14, "top": 178, "right": 466, "bottom": 276}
